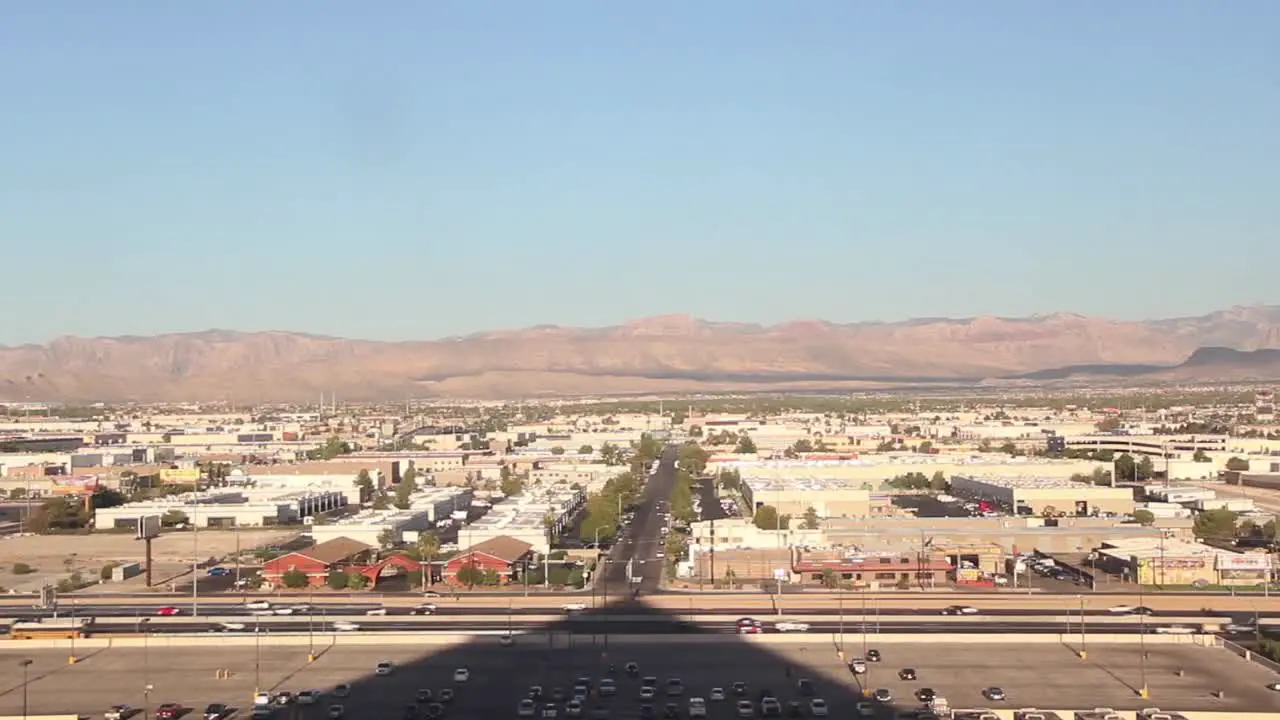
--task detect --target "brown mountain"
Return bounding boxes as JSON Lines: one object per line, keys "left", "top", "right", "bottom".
{"left": 3, "top": 305, "right": 1280, "bottom": 402}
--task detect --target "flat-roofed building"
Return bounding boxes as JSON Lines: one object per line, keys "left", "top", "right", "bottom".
{"left": 741, "top": 477, "right": 871, "bottom": 518}
{"left": 462, "top": 486, "right": 585, "bottom": 555}
{"left": 949, "top": 474, "right": 1135, "bottom": 517}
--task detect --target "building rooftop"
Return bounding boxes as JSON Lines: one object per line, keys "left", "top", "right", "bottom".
{"left": 956, "top": 474, "right": 1100, "bottom": 490}
{"left": 743, "top": 477, "right": 872, "bottom": 492}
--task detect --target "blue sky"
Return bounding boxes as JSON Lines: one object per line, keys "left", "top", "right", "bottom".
{"left": 2, "top": 2, "right": 1277, "bottom": 345}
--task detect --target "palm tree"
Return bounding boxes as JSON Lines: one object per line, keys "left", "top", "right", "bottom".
{"left": 417, "top": 532, "right": 440, "bottom": 588}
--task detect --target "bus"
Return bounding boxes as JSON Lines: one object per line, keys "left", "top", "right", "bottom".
{"left": 9, "top": 617, "right": 95, "bottom": 639}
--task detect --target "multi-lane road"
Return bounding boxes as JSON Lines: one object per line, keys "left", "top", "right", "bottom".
{"left": 597, "top": 446, "right": 675, "bottom": 594}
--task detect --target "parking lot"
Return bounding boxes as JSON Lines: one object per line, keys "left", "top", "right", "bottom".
{"left": 1, "top": 639, "right": 1275, "bottom": 717}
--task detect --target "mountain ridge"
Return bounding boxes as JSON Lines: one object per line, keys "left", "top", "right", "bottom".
{"left": 4, "top": 305, "right": 1280, "bottom": 402}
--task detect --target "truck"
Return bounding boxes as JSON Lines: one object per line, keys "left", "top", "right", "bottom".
{"left": 9, "top": 617, "right": 94, "bottom": 639}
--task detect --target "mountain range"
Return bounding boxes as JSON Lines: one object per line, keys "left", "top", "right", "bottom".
{"left": 5, "top": 305, "right": 1280, "bottom": 402}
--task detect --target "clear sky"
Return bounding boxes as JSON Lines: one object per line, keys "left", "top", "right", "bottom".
{"left": 2, "top": 2, "right": 1277, "bottom": 345}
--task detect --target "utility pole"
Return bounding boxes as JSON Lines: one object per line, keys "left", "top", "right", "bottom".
{"left": 21, "top": 658, "right": 33, "bottom": 720}
{"left": 1078, "top": 594, "right": 1087, "bottom": 660}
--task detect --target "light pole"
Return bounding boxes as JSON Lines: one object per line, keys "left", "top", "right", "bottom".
{"left": 20, "top": 658, "right": 33, "bottom": 720}
{"left": 140, "top": 619, "right": 151, "bottom": 720}
{"left": 142, "top": 684, "right": 153, "bottom": 720}
{"left": 307, "top": 588, "right": 316, "bottom": 663}
{"left": 255, "top": 618, "right": 262, "bottom": 698}
{"left": 1138, "top": 578, "right": 1148, "bottom": 698}
{"left": 837, "top": 589, "right": 845, "bottom": 657}
{"left": 68, "top": 598, "right": 77, "bottom": 664}
{"left": 1078, "top": 594, "right": 1087, "bottom": 660}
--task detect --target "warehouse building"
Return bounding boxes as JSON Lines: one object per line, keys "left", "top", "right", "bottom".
{"left": 949, "top": 474, "right": 1135, "bottom": 517}
{"left": 741, "top": 477, "right": 871, "bottom": 519}
{"left": 92, "top": 489, "right": 347, "bottom": 529}
{"left": 461, "top": 486, "right": 585, "bottom": 555}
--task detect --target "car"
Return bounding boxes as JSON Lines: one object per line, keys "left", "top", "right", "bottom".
{"left": 1267, "top": 682, "right": 1280, "bottom": 692}
{"left": 854, "top": 701, "right": 873, "bottom": 718}
{"left": 438, "top": 689, "right": 454, "bottom": 704}
{"left": 218, "top": 622, "right": 247, "bottom": 632}
{"left": 655, "top": 552, "right": 665, "bottom": 559}
{"left": 296, "top": 691, "right": 319, "bottom": 706}
{"left": 809, "top": 699, "right": 828, "bottom": 717}
{"left": 666, "top": 678, "right": 684, "bottom": 696}
{"left": 1157, "top": 625, "right": 1195, "bottom": 634}
{"left": 1107, "top": 604, "right": 1137, "bottom": 613}
{"left": 709, "top": 688, "right": 725, "bottom": 701}
{"left": 326, "top": 706, "right": 344, "bottom": 719}
{"left": 106, "top": 705, "right": 133, "bottom": 720}
{"left": 274, "top": 693, "right": 294, "bottom": 706}
{"left": 662, "top": 704, "right": 679, "bottom": 719}
{"left": 518, "top": 699, "right": 537, "bottom": 718}
{"left": 796, "top": 679, "right": 814, "bottom": 696}
{"left": 642, "top": 676, "right": 659, "bottom": 688}
{"left": 204, "top": 704, "right": 228, "bottom": 720}
{"left": 332, "top": 685, "right": 350, "bottom": 698}
{"left": 402, "top": 705, "right": 418, "bottom": 720}
{"left": 334, "top": 621, "right": 360, "bottom": 632}
{"left": 563, "top": 602, "right": 588, "bottom": 611}
{"left": 207, "top": 567, "right": 229, "bottom": 576}
{"left": 250, "top": 706, "right": 273, "bottom": 720}
{"left": 736, "top": 617, "right": 762, "bottom": 627}
{"left": 866, "top": 649, "right": 881, "bottom": 662}
{"left": 375, "top": 661, "right": 394, "bottom": 675}
{"left": 565, "top": 700, "right": 584, "bottom": 718}
{"left": 872, "top": 688, "right": 891, "bottom": 702}
{"left": 731, "top": 681, "right": 747, "bottom": 696}
{"left": 411, "top": 605, "right": 436, "bottom": 616}
{"left": 423, "top": 590, "right": 441, "bottom": 598}
{"left": 273, "top": 607, "right": 295, "bottom": 615}
{"left": 423, "top": 703, "right": 443, "bottom": 719}
{"left": 156, "top": 704, "right": 183, "bottom": 720}
{"left": 454, "top": 667, "right": 470, "bottom": 682}
{"left": 688, "top": 698, "right": 707, "bottom": 719}
{"left": 156, "top": 607, "right": 181, "bottom": 616}
{"left": 599, "top": 679, "right": 617, "bottom": 697}
{"left": 500, "top": 634, "right": 515, "bottom": 646}
{"left": 245, "top": 600, "right": 272, "bottom": 610}
{"left": 541, "top": 704, "right": 559, "bottom": 719}
{"left": 774, "top": 621, "right": 810, "bottom": 633}
{"left": 253, "top": 693, "right": 273, "bottom": 706}
{"left": 626, "top": 662, "right": 640, "bottom": 676}
{"left": 639, "top": 686, "right": 657, "bottom": 700}
{"left": 639, "top": 705, "right": 655, "bottom": 719}
{"left": 760, "top": 698, "right": 781, "bottom": 717}
{"left": 984, "top": 686, "right": 1006, "bottom": 701}
{"left": 737, "top": 625, "right": 762, "bottom": 635}
{"left": 736, "top": 700, "right": 754, "bottom": 718}
{"left": 849, "top": 659, "right": 867, "bottom": 674}
{"left": 366, "top": 608, "right": 388, "bottom": 616}
{"left": 916, "top": 688, "right": 936, "bottom": 702}
{"left": 941, "top": 605, "right": 979, "bottom": 615}
{"left": 528, "top": 686, "right": 544, "bottom": 700}
{"left": 415, "top": 690, "right": 433, "bottom": 704}
{"left": 898, "top": 668, "right": 917, "bottom": 680}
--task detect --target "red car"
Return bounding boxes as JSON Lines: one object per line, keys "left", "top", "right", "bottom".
{"left": 156, "top": 704, "right": 183, "bottom": 719}
{"left": 156, "top": 607, "right": 181, "bottom": 616}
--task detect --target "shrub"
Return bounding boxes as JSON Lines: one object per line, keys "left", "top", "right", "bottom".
{"left": 12, "top": 563, "right": 34, "bottom": 575}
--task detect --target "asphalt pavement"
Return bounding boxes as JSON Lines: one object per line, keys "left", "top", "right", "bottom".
{"left": 599, "top": 447, "right": 676, "bottom": 594}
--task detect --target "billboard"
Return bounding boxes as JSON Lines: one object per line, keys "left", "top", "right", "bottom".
{"left": 1216, "top": 553, "right": 1273, "bottom": 571}
{"left": 49, "top": 475, "right": 101, "bottom": 496}
{"left": 136, "top": 514, "right": 161, "bottom": 540}
{"left": 160, "top": 468, "right": 201, "bottom": 484}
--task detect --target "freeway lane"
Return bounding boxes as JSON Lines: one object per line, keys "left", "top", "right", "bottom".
{"left": 82, "top": 620, "right": 1195, "bottom": 635}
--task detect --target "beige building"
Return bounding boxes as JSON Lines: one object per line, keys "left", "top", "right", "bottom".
{"left": 949, "top": 474, "right": 1135, "bottom": 516}
{"left": 741, "top": 477, "right": 871, "bottom": 519}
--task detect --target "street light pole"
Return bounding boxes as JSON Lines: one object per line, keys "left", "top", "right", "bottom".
{"left": 1078, "top": 594, "right": 1087, "bottom": 660}
{"left": 255, "top": 619, "right": 262, "bottom": 698}
{"left": 837, "top": 589, "right": 845, "bottom": 657}
{"left": 68, "top": 599, "right": 77, "bottom": 664}
{"left": 140, "top": 619, "right": 151, "bottom": 720}
{"left": 21, "top": 658, "right": 33, "bottom": 720}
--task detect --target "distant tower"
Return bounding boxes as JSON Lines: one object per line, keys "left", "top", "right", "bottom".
{"left": 1256, "top": 390, "right": 1275, "bottom": 421}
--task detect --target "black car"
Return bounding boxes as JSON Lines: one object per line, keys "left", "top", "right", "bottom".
{"left": 796, "top": 679, "right": 814, "bottom": 697}
{"left": 663, "top": 703, "right": 680, "bottom": 719}
{"left": 528, "top": 686, "right": 543, "bottom": 700}
{"left": 642, "top": 677, "right": 659, "bottom": 689}
{"left": 1133, "top": 606, "right": 1155, "bottom": 615}
{"left": 204, "top": 704, "right": 228, "bottom": 720}
{"left": 866, "top": 649, "right": 881, "bottom": 662}
{"left": 899, "top": 668, "right": 917, "bottom": 680}
{"left": 786, "top": 700, "right": 804, "bottom": 717}
{"left": 626, "top": 662, "right": 640, "bottom": 677}
{"left": 607, "top": 664, "right": 618, "bottom": 676}
{"left": 552, "top": 688, "right": 567, "bottom": 702}
{"left": 415, "top": 690, "right": 432, "bottom": 704}
{"left": 437, "top": 689, "right": 454, "bottom": 704}
{"left": 732, "top": 682, "right": 747, "bottom": 696}
{"left": 639, "top": 706, "right": 654, "bottom": 719}
{"left": 917, "top": 688, "right": 936, "bottom": 702}
{"left": 423, "top": 704, "right": 443, "bottom": 719}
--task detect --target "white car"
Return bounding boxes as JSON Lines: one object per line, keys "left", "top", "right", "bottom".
{"left": 453, "top": 668, "right": 470, "bottom": 682}
{"left": 941, "top": 605, "right": 979, "bottom": 615}
{"left": 655, "top": 552, "right": 665, "bottom": 559}
{"left": 250, "top": 609, "right": 275, "bottom": 616}
{"left": 296, "top": 691, "right": 320, "bottom": 705}
{"left": 334, "top": 621, "right": 360, "bottom": 632}
{"left": 541, "top": 705, "right": 558, "bottom": 719}
{"left": 639, "top": 687, "right": 656, "bottom": 700}
{"left": 709, "top": 688, "right": 725, "bottom": 701}
{"left": 365, "top": 608, "right": 388, "bottom": 616}
{"left": 105, "top": 705, "right": 132, "bottom": 720}
{"left": 1156, "top": 625, "right": 1195, "bottom": 634}
{"left": 273, "top": 607, "right": 295, "bottom": 615}
{"left": 775, "top": 621, "right": 810, "bottom": 633}
{"left": 809, "top": 699, "right": 828, "bottom": 717}
{"left": 736, "top": 700, "right": 754, "bottom": 718}
{"left": 375, "top": 661, "right": 393, "bottom": 675}
{"left": 1107, "top": 604, "right": 1137, "bottom": 614}
{"left": 245, "top": 600, "right": 272, "bottom": 610}
{"left": 518, "top": 699, "right": 536, "bottom": 717}
{"left": 688, "top": 698, "right": 707, "bottom": 719}
{"left": 562, "top": 603, "right": 587, "bottom": 612}
{"left": 849, "top": 659, "right": 867, "bottom": 674}
{"left": 760, "top": 698, "right": 780, "bottom": 716}
{"left": 253, "top": 693, "right": 273, "bottom": 706}
{"left": 326, "top": 706, "right": 343, "bottom": 720}
{"left": 565, "top": 700, "right": 583, "bottom": 718}
{"left": 219, "top": 622, "right": 247, "bottom": 631}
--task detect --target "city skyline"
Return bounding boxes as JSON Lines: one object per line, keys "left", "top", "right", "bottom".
{"left": 2, "top": 1, "right": 1277, "bottom": 345}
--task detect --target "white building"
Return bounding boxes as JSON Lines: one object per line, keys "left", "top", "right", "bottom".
{"left": 462, "top": 486, "right": 585, "bottom": 555}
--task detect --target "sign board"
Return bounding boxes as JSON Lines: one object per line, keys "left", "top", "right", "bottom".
{"left": 1142, "top": 557, "right": 1207, "bottom": 570}
{"left": 1216, "top": 553, "right": 1273, "bottom": 571}
{"left": 137, "top": 514, "right": 162, "bottom": 540}
{"left": 160, "top": 468, "right": 200, "bottom": 484}
{"left": 50, "top": 475, "right": 101, "bottom": 496}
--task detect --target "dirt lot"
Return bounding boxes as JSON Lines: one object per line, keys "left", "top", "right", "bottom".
{"left": 0, "top": 528, "right": 300, "bottom": 593}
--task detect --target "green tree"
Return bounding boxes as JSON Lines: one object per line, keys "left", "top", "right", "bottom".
{"left": 929, "top": 471, "right": 948, "bottom": 491}
{"left": 551, "top": 446, "right": 566, "bottom": 455}
{"left": 159, "top": 509, "right": 187, "bottom": 527}
{"left": 820, "top": 568, "right": 838, "bottom": 589}
{"left": 327, "top": 569, "right": 350, "bottom": 589}
{"left": 998, "top": 441, "right": 1018, "bottom": 455}
{"left": 1115, "top": 453, "right": 1137, "bottom": 482}
{"left": 677, "top": 442, "right": 711, "bottom": 475}
{"left": 346, "top": 572, "right": 369, "bottom": 590}
{"left": 785, "top": 439, "right": 815, "bottom": 458}
{"left": 394, "top": 469, "right": 418, "bottom": 509}
{"left": 500, "top": 468, "right": 524, "bottom": 496}
{"left": 734, "top": 434, "right": 757, "bottom": 454}
{"left": 1226, "top": 456, "right": 1250, "bottom": 472}
{"left": 417, "top": 532, "right": 440, "bottom": 586}
{"left": 355, "top": 469, "right": 375, "bottom": 502}
{"left": 801, "top": 506, "right": 820, "bottom": 530}
{"left": 1136, "top": 455, "right": 1155, "bottom": 481}
{"left": 1192, "top": 449, "right": 1210, "bottom": 462}
{"left": 377, "top": 529, "right": 399, "bottom": 549}
{"left": 599, "top": 442, "right": 624, "bottom": 466}
{"left": 456, "top": 563, "right": 485, "bottom": 587}
{"left": 753, "top": 505, "right": 781, "bottom": 530}
{"left": 99, "top": 562, "right": 119, "bottom": 580}
{"left": 315, "top": 435, "right": 351, "bottom": 460}
{"left": 12, "top": 562, "right": 33, "bottom": 575}
{"left": 1194, "top": 508, "right": 1238, "bottom": 540}
{"left": 281, "top": 568, "right": 310, "bottom": 589}
{"left": 578, "top": 444, "right": 594, "bottom": 455}
{"left": 715, "top": 468, "right": 742, "bottom": 491}
{"left": 1132, "top": 509, "right": 1156, "bottom": 526}
{"left": 918, "top": 440, "right": 933, "bottom": 454}
{"left": 481, "top": 568, "right": 501, "bottom": 586}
